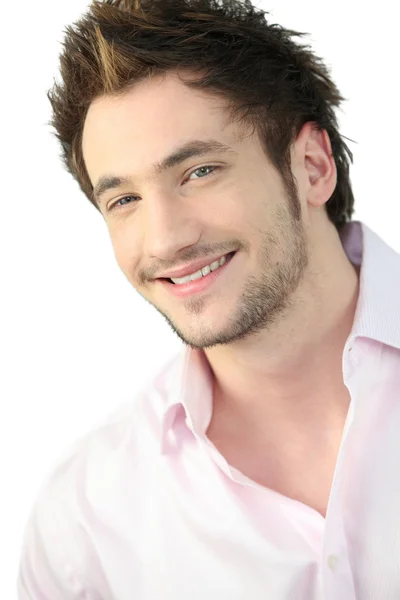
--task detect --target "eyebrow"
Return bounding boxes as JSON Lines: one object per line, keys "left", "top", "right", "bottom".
{"left": 92, "top": 139, "right": 237, "bottom": 207}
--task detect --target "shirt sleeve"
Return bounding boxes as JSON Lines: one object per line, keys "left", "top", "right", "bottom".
{"left": 16, "top": 434, "right": 109, "bottom": 600}
{"left": 16, "top": 421, "right": 124, "bottom": 600}
{"left": 16, "top": 486, "right": 90, "bottom": 600}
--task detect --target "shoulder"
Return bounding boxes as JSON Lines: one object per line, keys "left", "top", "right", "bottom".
{"left": 39, "top": 347, "right": 183, "bottom": 497}
{"left": 18, "top": 349, "right": 184, "bottom": 597}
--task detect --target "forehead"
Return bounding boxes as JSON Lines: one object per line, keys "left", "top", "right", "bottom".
{"left": 82, "top": 72, "right": 235, "bottom": 175}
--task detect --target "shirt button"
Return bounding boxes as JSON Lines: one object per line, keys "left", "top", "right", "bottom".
{"left": 327, "top": 554, "right": 339, "bottom": 571}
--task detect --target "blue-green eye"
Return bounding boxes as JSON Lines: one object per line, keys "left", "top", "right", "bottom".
{"left": 187, "top": 165, "right": 218, "bottom": 180}
{"left": 109, "top": 195, "right": 138, "bottom": 211}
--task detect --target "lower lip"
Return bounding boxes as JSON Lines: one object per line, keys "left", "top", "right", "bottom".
{"left": 158, "top": 252, "right": 235, "bottom": 298}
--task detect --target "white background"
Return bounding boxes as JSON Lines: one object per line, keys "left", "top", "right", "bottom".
{"left": 1, "top": 1, "right": 399, "bottom": 596}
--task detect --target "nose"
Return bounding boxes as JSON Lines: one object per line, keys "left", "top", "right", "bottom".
{"left": 142, "top": 192, "right": 202, "bottom": 262}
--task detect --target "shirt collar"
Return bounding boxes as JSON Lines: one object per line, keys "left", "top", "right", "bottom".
{"left": 160, "top": 345, "right": 213, "bottom": 453}
{"left": 340, "top": 221, "right": 400, "bottom": 350}
{"left": 160, "top": 220, "right": 400, "bottom": 452}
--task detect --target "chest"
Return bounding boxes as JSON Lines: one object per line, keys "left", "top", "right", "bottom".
{"left": 205, "top": 425, "right": 341, "bottom": 518}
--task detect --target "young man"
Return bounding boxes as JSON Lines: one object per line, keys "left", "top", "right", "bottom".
{"left": 18, "top": 0, "right": 400, "bottom": 598}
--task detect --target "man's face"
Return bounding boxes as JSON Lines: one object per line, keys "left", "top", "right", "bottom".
{"left": 82, "top": 71, "right": 309, "bottom": 349}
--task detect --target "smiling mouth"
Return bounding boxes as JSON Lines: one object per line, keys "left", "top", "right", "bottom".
{"left": 160, "top": 252, "right": 235, "bottom": 284}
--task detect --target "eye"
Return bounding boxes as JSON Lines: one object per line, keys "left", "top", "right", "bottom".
{"left": 108, "top": 195, "right": 138, "bottom": 211}
{"left": 187, "top": 165, "right": 218, "bottom": 181}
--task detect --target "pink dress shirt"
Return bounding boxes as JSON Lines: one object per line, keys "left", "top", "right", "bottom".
{"left": 17, "top": 220, "right": 400, "bottom": 600}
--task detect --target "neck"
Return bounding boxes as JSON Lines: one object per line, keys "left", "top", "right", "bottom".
{"left": 204, "top": 229, "right": 360, "bottom": 434}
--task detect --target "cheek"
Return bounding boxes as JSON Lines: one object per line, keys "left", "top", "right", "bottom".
{"left": 211, "top": 182, "right": 250, "bottom": 225}
{"left": 110, "top": 235, "right": 141, "bottom": 276}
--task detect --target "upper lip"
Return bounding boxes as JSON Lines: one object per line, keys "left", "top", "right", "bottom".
{"left": 156, "top": 252, "right": 232, "bottom": 279}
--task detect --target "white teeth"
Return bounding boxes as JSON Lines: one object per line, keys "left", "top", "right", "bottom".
{"left": 171, "top": 254, "right": 228, "bottom": 285}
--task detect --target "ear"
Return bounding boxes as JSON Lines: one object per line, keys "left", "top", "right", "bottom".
{"left": 297, "top": 122, "right": 337, "bottom": 209}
